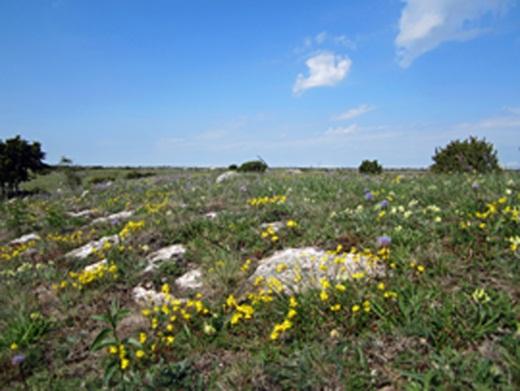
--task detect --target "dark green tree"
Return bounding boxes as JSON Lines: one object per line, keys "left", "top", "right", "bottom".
{"left": 0, "top": 135, "right": 46, "bottom": 197}
{"left": 431, "top": 136, "right": 500, "bottom": 173}
{"left": 359, "top": 159, "right": 383, "bottom": 174}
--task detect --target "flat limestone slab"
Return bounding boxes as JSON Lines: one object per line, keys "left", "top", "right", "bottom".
{"left": 91, "top": 210, "right": 134, "bottom": 225}
{"left": 248, "top": 247, "right": 385, "bottom": 294}
{"left": 10, "top": 233, "right": 40, "bottom": 245}
{"left": 65, "top": 235, "right": 120, "bottom": 260}
{"left": 144, "top": 244, "right": 186, "bottom": 273}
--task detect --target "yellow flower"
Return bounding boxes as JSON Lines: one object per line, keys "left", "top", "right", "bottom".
{"left": 135, "top": 350, "right": 145, "bottom": 359}
{"left": 377, "top": 282, "right": 385, "bottom": 291}
{"left": 330, "top": 304, "right": 341, "bottom": 312}
{"left": 320, "top": 290, "right": 329, "bottom": 302}
{"left": 139, "top": 332, "right": 147, "bottom": 344}
{"left": 417, "top": 265, "right": 425, "bottom": 273}
{"left": 289, "top": 296, "right": 298, "bottom": 308}
{"left": 10, "top": 342, "right": 18, "bottom": 351}
{"left": 165, "top": 335, "right": 175, "bottom": 346}
{"left": 120, "top": 358, "right": 130, "bottom": 370}
{"left": 286, "top": 220, "right": 298, "bottom": 228}
{"left": 203, "top": 322, "right": 216, "bottom": 335}
{"left": 287, "top": 309, "right": 297, "bottom": 319}
{"left": 472, "top": 288, "right": 490, "bottom": 304}
{"left": 335, "top": 283, "right": 346, "bottom": 292}
{"left": 108, "top": 345, "right": 118, "bottom": 355}
{"left": 351, "top": 305, "right": 360, "bottom": 313}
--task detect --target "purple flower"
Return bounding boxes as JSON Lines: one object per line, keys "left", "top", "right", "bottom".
{"left": 377, "top": 235, "right": 392, "bottom": 247}
{"left": 364, "top": 191, "right": 373, "bottom": 201}
{"left": 471, "top": 182, "right": 480, "bottom": 190}
{"left": 11, "top": 353, "right": 25, "bottom": 366}
{"left": 379, "top": 199, "right": 389, "bottom": 208}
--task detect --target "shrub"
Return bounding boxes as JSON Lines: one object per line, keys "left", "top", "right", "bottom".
{"left": 431, "top": 136, "right": 500, "bottom": 173}
{"left": 228, "top": 164, "right": 238, "bottom": 171}
{"left": 89, "top": 176, "right": 115, "bottom": 185}
{"left": 358, "top": 160, "right": 383, "bottom": 174}
{"left": 125, "top": 171, "right": 154, "bottom": 180}
{"left": 59, "top": 156, "right": 82, "bottom": 190}
{"left": 238, "top": 160, "right": 268, "bottom": 173}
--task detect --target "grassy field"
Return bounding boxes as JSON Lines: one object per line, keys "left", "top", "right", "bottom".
{"left": 0, "top": 168, "right": 519, "bottom": 390}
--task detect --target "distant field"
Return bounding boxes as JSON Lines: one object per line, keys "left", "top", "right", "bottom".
{"left": 1, "top": 168, "right": 519, "bottom": 389}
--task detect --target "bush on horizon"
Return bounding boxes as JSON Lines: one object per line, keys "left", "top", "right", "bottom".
{"left": 238, "top": 160, "right": 268, "bottom": 173}
{"left": 359, "top": 160, "right": 383, "bottom": 174}
{"left": 431, "top": 136, "right": 501, "bottom": 173}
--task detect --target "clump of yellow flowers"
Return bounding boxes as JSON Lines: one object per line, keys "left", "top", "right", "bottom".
{"left": 248, "top": 195, "right": 287, "bottom": 207}
{"left": 119, "top": 220, "right": 145, "bottom": 240}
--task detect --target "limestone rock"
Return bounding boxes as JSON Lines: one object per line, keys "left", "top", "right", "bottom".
{"left": 144, "top": 244, "right": 186, "bottom": 273}
{"left": 260, "top": 221, "right": 284, "bottom": 232}
{"left": 175, "top": 269, "right": 203, "bottom": 290}
{"left": 216, "top": 171, "right": 238, "bottom": 184}
{"left": 68, "top": 209, "right": 95, "bottom": 219}
{"left": 92, "top": 210, "right": 134, "bottom": 225}
{"left": 65, "top": 235, "right": 119, "bottom": 260}
{"left": 248, "top": 247, "right": 385, "bottom": 294}
{"left": 10, "top": 233, "right": 40, "bottom": 245}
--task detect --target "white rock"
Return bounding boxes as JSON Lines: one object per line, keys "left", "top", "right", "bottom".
{"left": 65, "top": 235, "right": 119, "bottom": 260}
{"left": 204, "top": 211, "right": 218, "bottom": 219}
{"left": 248, "top": 247, "right": 385, "bottom": 294}
{"left": 84, "top": 259, "right": 107, "bottom": 272}
{"left": 287, "top": 169, "right": 303, "bottom": 174}
{"left": 68, "top": 209, "right": 95, "bottom": 218}
{"left": 10, "top": 233, "right": 41, "bottom": 245}
{"left": 92, "top": 210, "right": 134, "bottom": 225}
{"left": 260, "top": 221, "right": 284, "bottom": 232}
{"left": 175, "top": 269, "right": 203, "bottom": 290}
{"left": 216, "top": 171, "right": 238, "bottom": 184}
{"left": 144, "top": 244, "right": 186, "bottom": 273}
{"left": 132, "top": 286, "right": 187, "bottom": 307}
{"left": 132, "top": 286, "right": 167, "bottom": 307}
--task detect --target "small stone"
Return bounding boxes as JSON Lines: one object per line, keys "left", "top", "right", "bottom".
{"left": 144, "top": 244, "right": 186, "bottom": 273}
{"left": 204, "top": 211, "right": 218, "bottom": 219}
{"left": 175, "top": 269, "right": 203, "bottom": 290}
{"left": 260, "top": 221, "right": 284, "bottom": 232}
{"left": 216, "top": 171, "right": 238, "bottom": 184}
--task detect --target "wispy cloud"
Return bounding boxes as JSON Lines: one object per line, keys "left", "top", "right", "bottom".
{"left": 333, "top": 104, "right": 375, "bottom": 121}
{"left": 324, "top": 124, "right": 358, "bottom": 136}
{"left": 395, "top": 0, "right": 510, "bottom": 68}
{"left": 293, "top": 52, "right": 352, "bottom": 95}
{"left": 295, "top": 31, "right": 356, "bottom": 54}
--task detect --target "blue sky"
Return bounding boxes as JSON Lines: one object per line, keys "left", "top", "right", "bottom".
{"left": 1, "top": 0, "right": 519, "bottom": 167}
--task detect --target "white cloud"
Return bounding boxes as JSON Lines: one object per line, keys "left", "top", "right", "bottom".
{"left": 334, "top": 104, "right": 375, "bottom": 121}
{"left": 395, "top": 0, "right": 509, "bottom": 68}
{"left": 315, "top": 31, "right": 328, "bottom": 44}
{"left": 505, "top": 106, "right": 520, "bottom": 115}
{"left": 293, "top": 52, "right": 352, "bottom": 95}
{"left": 294, "top": 32, "right": 356, "bottom": 54}
{"left": 325, "top": 124, "right": 358, "bottom": 136}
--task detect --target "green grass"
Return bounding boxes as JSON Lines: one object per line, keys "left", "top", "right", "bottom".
{"left": 0, "top": 168, "right": 519, "bottom": 389}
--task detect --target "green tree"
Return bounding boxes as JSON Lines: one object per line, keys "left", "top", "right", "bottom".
{"left": 358, "top": 159, "right": 383, "bottom": 174}
{"left": 431, "top": 136, "right": 500, "bottom": 173}
{"left": 0, "top": 135, "right": 46, "bottom": 197}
